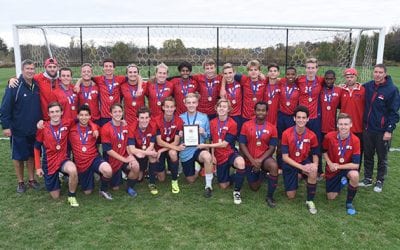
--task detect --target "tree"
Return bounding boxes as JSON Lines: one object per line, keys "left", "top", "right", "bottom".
{"left": 111, "top": 41, "right": 130, "bottom": 63}
{"left": 162, "top": 39, "right": 186, "bottom": 57}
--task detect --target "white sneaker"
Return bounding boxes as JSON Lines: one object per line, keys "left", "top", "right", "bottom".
{"left": 99, "top": 190, "right": 113, "bottom": 200}
{"left": 373, "top": 181, "right": 383, "bottom": 193}
{"left": 233, "top": 191, "right": 242, "bottom": 205}
{"left": 306, "top": 201, "right": 317, "bottom": 214}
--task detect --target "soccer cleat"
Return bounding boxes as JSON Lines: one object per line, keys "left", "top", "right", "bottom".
{"left": 16, "top": 182, "right": 26, "bottom": 193}
{"left": 67, "top": 197, "right": 79, "bottom": 207}
{"left": 373, "top": 180, "right": 383, "bottom": 193}
{"left": 233, "top": 191, "right": 242, "bottom": 205}
{"left": 99, "top": 190, "right": 113, "bottom": 200}
{"left": 204, "top": 187, "right": 212, "bottom": 198}
{"left": 171, "top": 180, "right": 180, "bottom": 194}
{"left": 358, "top": 178, "right": 373, "bottom": 187}
{"left": 266, "top": 196, "right": 276, "bottom": 208}
{"left": 127, "top": 187, "right": 138, "bottom": 198}
{"left": 346, "top": 203, "right": 357, "bottom": 215}
{"left": 28, "top": 180, "right": 40, "bottom": 190}
{"left": 306, "top": 201, "right": 317, "bottom": 215}
{"left": 148, "top": 184, "right": 158, "bottom": 195}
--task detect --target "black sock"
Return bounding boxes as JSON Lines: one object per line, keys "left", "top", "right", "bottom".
{"left": 346, "top": 184, "right": 358, "bottom": 204}
{"left": 306, "top": 183, "right": 317, "bottom": 201}
{"left": 267, "top": 175, "right": 278, "bottom": 198}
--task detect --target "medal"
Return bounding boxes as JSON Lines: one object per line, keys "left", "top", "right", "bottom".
{"left": 286, "top": 101, "right": 291, "bottom": 106}
{"left": 142, "top": 145, "right": 146, "bottom": 150}
{"left": 132, "top": 101, "right": 136, "bottom": 106}
{"left": 256, "top": 140, "right": 261, "bottom": 146}
{"left": 232, "top": 99, "right": 236, "bottom": 105}
{"left": 208, "top": 96, "right": 212, "bottom": 101}
{"left": 157, "top": 101, "right": 161, "bottom": 106}
{"left": 56, "top": 145, "right": 61, "bottom": 150}
{"left": 326, "top": 105, "right": 331, "bottom": 110}
{"left": 166, "top": 136, "right": 171, "bottom": 142}
{"left": 253, "top": 97, "right": 257, "bottom": 102}
{"left": 338, "top": 133, "right": 351, "bottom": 165}
{"left": 82, "top": 146, "right": 87, "bottom": 152}
{"left": 117, "top": 143, "right": 122, "bottom": 148}
{"left": 339, "top": 157, "right": 345, "bottom": 163}
{"left": 71, "top": 106, "right": 76, "bottom": 110}
{"left": 84, "top": 103, "right": 89, "bottom": 106}
{"left": 295, "top": 151, "right": 300, "bottom": 157}
{"left": 267, "top": 100, "right": 272, "bottom": 105}
{"left": 308, "top": 97, "right": 312, "bottom": 102}
{"left": 109, "top": 96, "right": 114, "bottom": 100}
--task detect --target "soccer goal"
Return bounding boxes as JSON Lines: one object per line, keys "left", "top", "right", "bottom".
{"left": 13, "top": 22, "right": 385, "bottom": 83}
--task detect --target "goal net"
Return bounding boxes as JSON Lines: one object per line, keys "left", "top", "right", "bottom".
{"left": 13, "top": 23, "right": 384, "bottom": 83}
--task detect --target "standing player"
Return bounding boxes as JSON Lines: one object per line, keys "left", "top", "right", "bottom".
{"left": 198, "top": 99, "right": 246, "bottom": 204}
{"left": 239, "top": 102, "right": 279, "bottom": 207}
{"left": 0, "top": 59, "right": 42, "bottom": 193}
{"left": 322, "top": 113, "right": 360, "bottom": 215}
{"left": 53, "top": 68, "right": 78, "bottom": 121}
{"left": 171, "top": 61, "right": 198, "bottom": 115}
{"left": 281, "top": 105, "right": 319, "bottom": 214}
{"left": 33, "top": 102, "right": 80, "bottom": 206}
{"left": 264, "top": 63, "right": 281, "bottom": 127}
{"left": 101, "top": 103, "right": 140, "bottom": 197}
{"left": 69, "top": 105, "right": 113, "bottom": 198}
{"left": 77, "top": 63, "right": 100, "bottom": 123}
{"left": 179, "top": 93, "right": 214, "bottom": 197}
{"left": 320, "top": 70, "right": 341, "bottom": 139}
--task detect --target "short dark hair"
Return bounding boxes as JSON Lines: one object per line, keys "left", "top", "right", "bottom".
{"left": 103, "top": 58, "right": 116, "bottom": 68}
{"left": 337, "top": 112, "right": 352, "bottom": 122}
{"left": 137, "top": 106, "right": 150, "bottom": 117}
{"left": 48, "top": 101, "right": 62, "bottom": 111}
{"left": 286, "top": 66, "right": 297, "bottom": 73}
{"left": 110, "top": 103, "right": 123, "bottom": 112}
{"left": 178, "top": 61, "right": 192, "bottom": 72}
{"left": 293, "top": 105, "right": 309, "bottom": 118}
{"left": 254, "top": 101, "right": 268, "bottom": 112}
{"left": 374, "top": 63, "right": 387, "bottom": 73}
{"left": 267, "top": 63, "right": 280, "bottom": 71}
{"left": 59, "top": 67, "right": 72, "bottom": 76}
{"left": 78, "top": 104, "right": 91, "bottom": 115}
{"left": 324, "top": 70, "right": 336, "bottom": 77}
{"left": 21, "top": 59, "right": 35, "bottom": 69}
{"left": 162, "top": 96, "right": 176, "bottom": 106}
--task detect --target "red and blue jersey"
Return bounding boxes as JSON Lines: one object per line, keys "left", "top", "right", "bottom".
{"left": 240, "top": 75, "right": 266, "bottom": 120}
{"left": 278, "top": 78, "right": 300, "bottom": 116}
{"left": 225, "top": 81, "right": 242, "bottom": 116}
{"left": 340, "top": 83, "right": 365, "bottom": 133}
{"left": 192, "top": 74, "right": 222, "bottom": 115}
{"left": 145, "top": 81, "right": 174, "bottom": 117}
{"left": 53, "top": 84, "right": 79, "bottom": 121}
{"left": 263, "top": 80, "right": 280, "bottom": 126}
{"left": 281, "top": 126, "right": 319, "bottom": 163}
{"left": 93, "top": 75, "right": 125, "bottom": 119}
{"left": 121, "top": 81, "right": 147, "bottom": 125}
{"left": 320, "top": 86, "right": 341, "bottom": 133}
{"left": 210, "top": 117, "right": 237, "bottom": 164}
{"left": 171, "top": 77, "right": 198, "bottom": 115}
{"left": 131, "top": 123, "right": 157, "bottom": 150}
{"left": 78, "top": 84, "right": 100, "bottom": 121}
{"left": 297, "top": 75, "right": 324, "bottom": 119}
{"left": 154, "top": 114, "right": 183, "bottom": 149}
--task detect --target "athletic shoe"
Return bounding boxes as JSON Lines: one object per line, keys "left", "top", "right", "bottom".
{"left": 127, "top": 187, "right": 138, "bottom": 198}
{"left": 67, "top": 197, "right": 79, "bottom": 207}
{"left": 148, "top": 184, "right": 158, "bottom": 195}
{"left": 306, "top": 201, "right": 317, "bottom": 215}
{"left": 99, "top": 190, "right": 113, "bottom": 200}
{"left": 16, "top": 182, "right": 26, "bottom": 193}
{"left": 373, "top": 180, "right": 383, "bottom": 193}
{"left": 266, "top": 196, "right": 276, "bottom": 208}
{"left": 171, "top": 180, "right": 180, "bottom": 194}
{"left": 28, "top": 180, "right": 40, "bottom": 190}
{"left": 233, "top": 191, "right": 242, "bottom": 205}
{"left": 204, "top": 187, "right": 212, "bottom": 198}
{"left": 346, "top": 203, "right": 357, "bottom": 215}
{"left": 358, "top": 178, "right": 373, "bottom": 187}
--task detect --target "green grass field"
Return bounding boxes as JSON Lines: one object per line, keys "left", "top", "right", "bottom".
{"left": 0, "top": 67, "right": 399, "bottom": 249}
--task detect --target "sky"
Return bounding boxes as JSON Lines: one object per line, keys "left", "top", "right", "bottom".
{"left": 0, "top": 0, "right": 399, "bottom": 48}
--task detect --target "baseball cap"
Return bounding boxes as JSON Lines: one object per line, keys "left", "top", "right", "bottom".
{"left": 44, "top": 58, "right": 58, "bottom": 67}
{"left": 343, "top": 68, "right": 358, "bottom": 76}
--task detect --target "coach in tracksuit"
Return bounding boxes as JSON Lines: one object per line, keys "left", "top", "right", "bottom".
{"left": 0, "top": 59, "right": 42, "bottom": 193}
{"left": 359, "top": 64, "right": 400, "bottom": 192}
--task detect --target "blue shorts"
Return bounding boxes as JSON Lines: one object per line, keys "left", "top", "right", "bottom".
{"left": 11, "top": 135, "right": 35, "bottom": 161}
{"left": 43, "top": 159, "right": 71, "bottom": 192}
{"left": 307, "top": 117, "right": 322, "bottom": 143}
{"left": 244, "top": 157, "right": 272, "bottom": 183}
{"left": 282, "top": 159, "right": 311, "bottom": 192}
{"left": 110, "top": 163, "right": 129, "bottom": 188}
{"left": 78, "top": 156, "right": 106, "bottom": 191}
{"left": 181, "top": 149, "right": 204, "bottom": 177}
{"left": 135, "top": 156, "right": 149, "bottom": 171}
{"left": 326, "top": 170, "right": 350, "bottom": 193}
{"left": 216, "top": 152, "right": 240, "bottom": 183}
{"left": 277, "top": 111, "right": 295, "bottom": 138}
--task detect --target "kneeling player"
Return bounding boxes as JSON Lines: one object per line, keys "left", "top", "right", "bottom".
{"left": 322, "top": 113, "right": 360, "bottom": 215}
{"left": 239, "top": 101, "right": 279, "bottom": 207}
{"left": 281, "top": 105, "right": 319, "bottom": 214}
{"left": 198, "top": 99, "right": 245, "bottom": 204}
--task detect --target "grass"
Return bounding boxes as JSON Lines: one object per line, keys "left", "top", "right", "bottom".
{"left": 0, "top": 67, "right": 400, "bottom": 249}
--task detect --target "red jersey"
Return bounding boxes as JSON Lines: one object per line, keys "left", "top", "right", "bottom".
{"left": 297, "top": 76, "right": 324, "bottom": 119}
{"left": 33, "top": 73, "right": 59, "bottom": 121}
{"left": 101, "top": 121, "right": 132, "bottom": 172}
{"left": 78, "top": 84, "right": 100, "bottom": 121}
{"left": 320, "top": 86, "right": 341, "bottom": 133}
{"left": 278, "top": 78, "right": 300, "bottom": 115}
{"left": 264, "top": 80, "right": 280, "bottom": 126}
{"left": 154, "top": 114, "right": 184, "bottom": 149}
{"left": 340, "top": 83, "right": 365, "bottom": 133}
{"left": 240, "top": 75, "right": 266, "bottom": 120}
{"left": 210, "top": 117, "right": 237, "bottom": 164}
{"left": 225, "top": 81, "right": 242, "bottom": 116}
{"left": 69, "top": 122, "right": 99, "bottom": 173}
{"left": 35, "top": 120, "right": 72, "bottom": 175}
{"left": 53, "top": 85, "right": 78, "bottom": 121}
{"left": 239, "top": 119, "right": 278, "bottom": 166}
{"left": 145, "top": 81, "right": 174, "bottom": 117}
{"left": 281, "top": 126, "right": 319, "bottom": 163}
{"left": 121, "top": 81, "right": 147, "bottom": 125}
{"left": 171, "top": 77, "right": 198, "bottom": 115}
{"left": 192, "top": 74, "right": 222, "bottom": 115}
{"left": 93, "top": 75, "right": 125, "bottom": 119}
{"left": 322, "top": 131, "right": 361, "bottom": 179}
{"left": 132, "top": 123, "right": 157, "bottom": 150}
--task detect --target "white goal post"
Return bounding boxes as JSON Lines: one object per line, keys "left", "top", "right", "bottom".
{"left": 12, "top": 22, "right": 385, "bottom": 83}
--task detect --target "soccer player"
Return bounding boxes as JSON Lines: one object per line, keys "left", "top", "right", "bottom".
{"left": 153, "top": 97, "right": 185, "bottom": 194}
{"left": 77, "top": 63, "right": 100, "bottom": 123}
{"left": 121, "top": 64, "right": 146, "bottom": 125}
{"left": 144, "top": 63, "right": 174, "bottom": 117}
{"left": 360, "top": 64, "right": 400, "bottom": 192}
{"left": 53, "top": 67, "right": 78, "bottom": 121}
{"left": 179, "top": 93, "right": 214, "bottom": 197}
{"left": 264, "top": 63, "right": 281, "bottom": 127}
{"left": 239, "top": 101, "right": 279, "bottom": 207}
{"left": 320, "top": 70, "right": 341, "bottom": 138}
{"left": 322, "top": 113, "right": 360, "bottom": 215}
{"left": 198, "top": 99, "right": 246, "bottom": 204}
{"left": 33, "top": 102, "right": 80, "bottom": 207}
{"left": 171, "top": 61, "right": 198, "bottom": 115}
{"left": 69, "top": 105, "right": 113, "bottom": 198}
{"left": 101, "top": 103, "right": 140, "bottom": 197}
{"left": 0, "top": 59, "right": 42, "bottom": 193}
{"left": 281, "top": 105, "right": 319, "bottom": 214}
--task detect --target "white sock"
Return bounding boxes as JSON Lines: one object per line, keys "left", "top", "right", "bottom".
{"left": 205, "top": 173, "right": 213, "bottom": 189}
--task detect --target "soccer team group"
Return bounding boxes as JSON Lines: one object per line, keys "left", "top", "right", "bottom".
{"left": 1, "top": 56, "right": 399, "bottom": 215}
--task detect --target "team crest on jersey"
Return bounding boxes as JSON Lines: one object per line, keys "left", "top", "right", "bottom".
{"left": 378, "top": 95, "right": 385, "bottom": 100}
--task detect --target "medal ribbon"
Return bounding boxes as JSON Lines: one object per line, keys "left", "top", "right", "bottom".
{"left": 155, "top": 81, "right": 166, "bottom": 103}
{"left": 294, "top": 129, "right": 306, "bottom": 153}
{"left": 104, "top": 76, "right": 115, "bottom": 96}
{"left": 77, "top": 125, "right": 89, "bottom": 145}
{"left": 337, "top": 133, "right": 351, "bottom": 159}
{"left": 49, "top": 124, "right": 62, "bottom": 146}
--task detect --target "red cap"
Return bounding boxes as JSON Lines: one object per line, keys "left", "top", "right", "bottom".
{"left": 343, "top": 68, "right": 358, "bottom": 76}
{"left": 44, "top": 58, "right": 58, "bottom": 67}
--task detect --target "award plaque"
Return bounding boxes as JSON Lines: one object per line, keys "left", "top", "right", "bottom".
{"left": 183, "top": 125, "right": 200, "bottom": 146}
